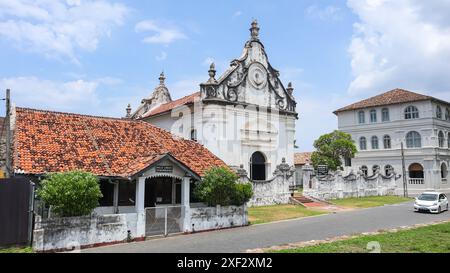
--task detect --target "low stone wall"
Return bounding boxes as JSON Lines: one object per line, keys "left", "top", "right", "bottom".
{"left": 189, "top": 205, "right": 247, "bottom": 232}
{"left": 33, "top": 213, "right": 141, "bottom": 252}
{"left": 247, "top": 177, "right": 291, "bottom": 207}
{"left": 302, "top": 164, "right": 400, "bottom": 200}
{"left": 233, "top": 158, "right": 295, "bottom": 207}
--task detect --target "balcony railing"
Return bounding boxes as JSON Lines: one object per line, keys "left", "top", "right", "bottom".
{"left": 408, "top": 178, "right": 424, "bottom": 185}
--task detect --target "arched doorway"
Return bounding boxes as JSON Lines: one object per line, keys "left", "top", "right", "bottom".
{"left": 408, "top": 163, "right": 424, "bottom": 179}
{"left": 408, "top": 163, "right": 424, "bottom": 185}
{"left": 250, "top": 152, "right": 266, "bottom": 181}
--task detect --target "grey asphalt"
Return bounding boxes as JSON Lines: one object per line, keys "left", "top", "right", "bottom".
{"left": 83, "top": 201, "right": 450, "bottom": 253}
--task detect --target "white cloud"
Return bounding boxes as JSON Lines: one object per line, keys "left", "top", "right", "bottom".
{"left": 1, "top": 76, "right": 99, "bottom": 111}
{"left": 169, "top": 75, "right": 205, "bottom": 99}
{"left": 0, "top": 76, "right": 123, "bottom": 114}
{"left": 296, "top": 94, "right": 346, "bottom": 151}
{"left": 306, "top": 5, "right": 342, "bottom": 21}
{"left": 156, "top": 51, "right": 167, "bottom": 61}
{"left": 347, "top": 0, "right": 450, "bottom": 99}
{"left": 135, "top": 20, "right": 187, "bottom": 44}
{"left": 0, "top": 0, "right": 129, "bottom": 63}
{"left": 233, "top": 11, "right": 242, "bottom": 18}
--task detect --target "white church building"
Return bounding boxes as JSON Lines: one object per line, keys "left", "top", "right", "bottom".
{"left": 128, "top": 20, "right": 298, "bottom": 182}
{"left": 334, "top": 88, "right": 450, "bottom": 195}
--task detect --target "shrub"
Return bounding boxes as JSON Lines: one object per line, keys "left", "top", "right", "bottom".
{"left": 37, "top": 170, "right": 103, "bottom": 217}
{"left": 195, "top": 166, "right": 253, "bottom": 206}
{"left": 231, "top": 183, "right": 254, "bottom": 206}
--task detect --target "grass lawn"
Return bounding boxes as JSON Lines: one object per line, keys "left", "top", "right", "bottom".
{"left": 331, "top": 196, "right": 412, "bottom": 209}
{"left": 0, "top": 246, "right": 33, "bottom": 253}
{"left": 248, "top": 204, "right": 326, "bottom": 225}
{"left": 273, "top": 221, "right": 450, "bottom": 253}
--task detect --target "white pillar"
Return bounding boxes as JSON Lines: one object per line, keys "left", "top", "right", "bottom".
{"left": 181, "top": 176, "right": 191, "bottom": 232}
{"left": 136, "top": 177, "right": 146, "bottom": 213}
{"left": 135, "top": 177, "right": 146, "bottom": 238}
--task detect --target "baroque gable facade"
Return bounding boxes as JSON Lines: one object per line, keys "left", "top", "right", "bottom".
{"left": 129, "top": 21, "right": 298, "bottom": 181}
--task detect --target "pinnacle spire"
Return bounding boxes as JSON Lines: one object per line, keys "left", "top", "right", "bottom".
{"left": 250, "top": 19, "right": 260, "bottom": 40}
{"left": 287, "top": 82, "right": 294, "bottom": 95}
{"left": 208, "top": 62, "right": 216, "bottom": 82}
{"left": 159, "top": 71, "right": 166, "bottom": 85}
{"left": 125, "top": 103, "right": 132, "bottom": 118}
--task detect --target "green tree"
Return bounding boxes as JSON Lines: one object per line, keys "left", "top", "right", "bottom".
{"left": 311, "top": 130, "right": 357, "bottom": 171}
{"left": 195, "top": 166, "right": 253, "bottom": 206}
{"left": 37, "top": 170, "right": 103, "bottom": 217}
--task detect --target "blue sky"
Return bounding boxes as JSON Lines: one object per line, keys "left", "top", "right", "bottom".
{"left": 1, "top": 0, "right": 450, "bottom": 151}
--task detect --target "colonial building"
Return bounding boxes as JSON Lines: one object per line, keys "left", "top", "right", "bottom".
{"left": 129, "top": 21, "right": 298, "bottom": 182}
{"left": 334, "top": 88, "right": 450, "bottom": 195}
{"left": 11, "top": 107, "right": 230, "bottom": 237}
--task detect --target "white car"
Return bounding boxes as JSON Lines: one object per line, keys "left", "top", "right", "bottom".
{"left": 414, "top": 192, "right": 449, "bottom": 214}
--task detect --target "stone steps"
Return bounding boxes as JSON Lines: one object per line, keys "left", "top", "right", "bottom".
{"left": 292, "top": 195, "right": 314, "bottom": 204}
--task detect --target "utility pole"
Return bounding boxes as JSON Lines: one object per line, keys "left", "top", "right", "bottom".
{"left": 401, "top": 142, "right": 408, "bottom": 197}
{"left": 5, "top": 89, "right": 11, "bottom": 178}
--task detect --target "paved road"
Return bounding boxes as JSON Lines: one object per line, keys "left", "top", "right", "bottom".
{"left": 84, "top": 201, "right": 450, "bottom": 253}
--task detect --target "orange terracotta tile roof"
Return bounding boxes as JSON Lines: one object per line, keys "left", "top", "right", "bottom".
{"left": 13, "top": 107, "right": 226, "bottom": 178}
{"left": 142, "top": 92, "right": 200, "bottom": 118}
{"left": 294, "top": 152, "right": 312, "bottom": 166}
{"left": 334, "top": 89, "right": 438, "bottom": 114}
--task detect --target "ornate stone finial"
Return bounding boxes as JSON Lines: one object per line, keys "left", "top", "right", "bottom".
{"left": 282, "top": 157, "right": 286, "bottom": 164}
{"left": 206, "top": 62, "right": 217, "bottom": 84}
{"left": 287, "top": 82, "right": 294, "bottom": 95}
{"left": 125, "top": 103, "right": 132, "bottom": 118}
{"left": 208, "top": 63, "right": 216, "bottom": 79}
{"left": 250, "top": 19, "right": 260, "bottom": 40}
{"left": 159, "top": 71, "right": 166, "bottom": 85}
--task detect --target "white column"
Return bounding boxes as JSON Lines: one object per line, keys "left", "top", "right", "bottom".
{"left": 181, "top": 176, "right": 191, "bottom": 232}
{"left": 135, "top": 177, "right": 146, "bottom": 238}
{"left": 136, "top": 177, "right": 146, "bottom": 213}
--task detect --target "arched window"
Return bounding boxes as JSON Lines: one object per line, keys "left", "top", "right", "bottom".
{"left": 408, "top": 163, "right": 424, "bottom": 179}
{"left": 385, "top": 165, "right": 394, "bottom": 176}
{"left": 405, "top": 106, "right": 419, "bottom": 119}
{"left": 359, "top": 137, "right": 367, "bottom": 150}
{"left": 406, "top": 131, "right": 421, "bottom": 148}
{"left": 382, "top": 108, "right": 390, "bottom": 122}
{"left": 358, "top": 111, "right": 365, "bottom": 124}
{"left": 441, "top": 163, "right": 448, "bottom": 179}
{"left": 371, "top": 136, "right": 379, "bottom": 149}
{"left": 446, "top": 108, "right": 450, "bottom": 121}
{"left": 383, "top": 135, "right": 391, "bottom": 149}
{"left": 361, "top": 165, "right": 368, "bottom": 176}
{"left": 436, "top": 106, "right": 442, "bottom": 119}
{"left": 370, "top": 109, "right": 377, "bottom": 123}
{"left": 250, "top": 152, "right": 266, "bottom": 181}
{"left": 190, "top": 128, "right": 197, "bottom": 141}
{"left": 448, "top": 132, "right": 450, "bottom": 148}
{"left": 438, "top": 131, "right": 445, "bottom": 148}
{"left": 372, "top": 165, "right": 380, "bottom": 175}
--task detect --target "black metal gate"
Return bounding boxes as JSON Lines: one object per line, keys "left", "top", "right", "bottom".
{"left": 0, "top": 178, "right": 34, "bottom": 247}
